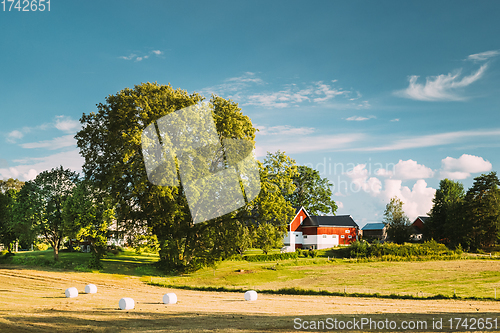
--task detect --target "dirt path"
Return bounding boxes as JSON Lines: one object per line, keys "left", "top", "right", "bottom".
{"left": 0, "top": 266, "right": 499, "bottom": 332}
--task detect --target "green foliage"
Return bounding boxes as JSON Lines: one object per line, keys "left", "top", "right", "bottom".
{"left": 383, "top": 197, "right": 412, "bottom": 244}
{"left": 76, "top": 83, "right": 296, "bottom": 272}
{"left": 63, "top": 180, "right": 115, "bottom": 270}
{"left": 242, "top": 251, "right": 298, "bottom": 262}
{"left": 347, "top": 240, "right": 457, "bottom": 259}
{"left": 425, "top": 178, "right": 465, "bottom": 245}
{"left": 133, "top": 233, "right": 160, "bottom": 254}
{"left": 286, "top": 165, "right": 338, "bottom": 215}
{"left": 0, "top": 178, "right": 25, "bottom": 193}
{"left": 250, "top": 151, "right": 296, "bottom": 254}
{"left": 75, "top": 83, "right": 303, "bottom": 272}
{"left": 463, "top": 172, "right": 500, "bottom": 250}
{"left": 34, "top": 241, "right": 49, "bottom": 251}
{"left": 0, "top": 189, "right": 17, "bottom": 251}
{"left": 254, "top": 223, "right": 283, "bottom": 255}
{"left": 14, "top": 167, "right": 78, "bottom": 261}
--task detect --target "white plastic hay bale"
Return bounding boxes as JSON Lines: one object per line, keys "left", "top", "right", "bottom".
{"left": 163, "top": 293, "right": 177, "bottom": 304}
{"left": 65, "top": 287, "right": 78, "bottom": 298}
{"left": 244, "top": 290, "right": 257, "bottom": 301}
{"left": 119, "top": 297, "right": 135, "bottom": 310}
{"left": 85, "top": 284, "right": 97, "bottom": 294}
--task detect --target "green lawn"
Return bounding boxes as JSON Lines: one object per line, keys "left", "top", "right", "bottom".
{"left": 145, "top": 258, "right": 500, "bottom": 300}
{"left": 4, "top": 248, "right": 500, "bottom": 300}
{"left": 5, "top": 248, "right": 160, "bottom": 275}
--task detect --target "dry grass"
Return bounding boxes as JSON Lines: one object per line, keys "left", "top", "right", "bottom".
{"left": 0, "top": 266, "right": 499, "bottom": 332}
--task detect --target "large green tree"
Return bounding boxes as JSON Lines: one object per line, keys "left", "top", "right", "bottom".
{"left": 463, "top": 172, "right": 500, "bottom": 250}
{"left": 63, "top": 180, "right": 115, "bottom": 269}
{"left": 287, "top": 165, "right": 338, "bottom": 216}
{"left": 15, "top": 167, "right": 78, "bottom": 261}
{"left": 425, "top": 178, "right": 465, "bottom": 246}
{"left": 75, "top": 83, "right": 294, "bottom": 272}
{"left": 383, "top": 197, "right": 412, "bottom": 244}
{"left": 0, "top": 189, "right": 18, "bottom": 251}
{"left": 0, "top": 178, "right": 25, "bottom": 251}
{"left": 0, "top": 178, "right": 25, "bottom": 193}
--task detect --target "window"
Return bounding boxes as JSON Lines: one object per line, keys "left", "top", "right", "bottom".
{"left": 348, "top": 235, "right": 352, "bottom": 239}
{"left": 303, "top": 235, "right": 307, "bottom": 239}
{"left": 345, "top": 230, "right": 350, "bottom": 233}
{"left": 341, "top": 235, "right": 345, "bottom": 239}
{"left": 295, "top": 234, "right": 299, "bottom": 237}
{"left": 322, "top": 235, "right": 327, "bottom": 238}
{"left": 300, "top": 216, "right": 303, "bottom": 224}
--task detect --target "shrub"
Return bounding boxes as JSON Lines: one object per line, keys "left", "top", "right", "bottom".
{"left": 243, "top": 252, "right": 298, "bottom": 262}
{"left": 342, "top": 240, "right": 458, "bottom": 260}
{"left": 34, "top": 242, "right": 49, "bottom": 251}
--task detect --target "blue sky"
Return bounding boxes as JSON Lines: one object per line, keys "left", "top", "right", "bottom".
{"left": 1, "top": 1, "right": 500, "bottom": 226}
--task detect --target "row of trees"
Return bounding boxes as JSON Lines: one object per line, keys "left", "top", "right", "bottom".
{"left": 382, "top": 172, "right": 500, "bottom": 250}
{"left": 0, "top": 82, "right": 338, "bottom": 271}
{"left": 425, "top": 172, "right": 500, "bottom": 250}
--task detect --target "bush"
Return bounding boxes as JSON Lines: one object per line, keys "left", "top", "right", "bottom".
{"left": 243, "top": 252, "right": 298, "bottom": 262}
{"left": 34, "top": 242, "right": 49, "bottom": 251}
{"left": 342, "top": 240, "right": 458, "bottom": 259}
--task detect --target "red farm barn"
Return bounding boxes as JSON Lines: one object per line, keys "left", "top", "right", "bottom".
{"left": 283, "top": 207, "right": 359, "bottom": 251}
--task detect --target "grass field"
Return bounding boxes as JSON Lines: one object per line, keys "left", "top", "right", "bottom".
{"left": 1, "top": 266, "right": 500, "bottom": 332}
{"left": 1, "top": 250, "right": 500, "bottom": 331}
{"left": 5, "top": 249, "right": 500, "bottom": 300}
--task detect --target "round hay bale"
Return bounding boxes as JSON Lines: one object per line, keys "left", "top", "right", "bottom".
{"left": 65, "top": 287, "right": 78, "bottom": 298}
{"left": 244, "top": 290, "right": 257, "bottom": 301}
{"left": 85, "top": 284, "right": 97, "bottom": 294}
{"left": 163, "top": 293, "right": 177, "bottom": 304}
{"left": 119, "top": 297, "right": 135, "bottom": 310}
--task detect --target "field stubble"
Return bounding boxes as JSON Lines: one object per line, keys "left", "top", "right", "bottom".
{"left": 0, "top": 263, "right": 499, "bottom": 332}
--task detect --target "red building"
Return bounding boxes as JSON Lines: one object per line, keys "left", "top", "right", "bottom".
{"left": 283, "top": 207, "right": 359, "bottom": 251}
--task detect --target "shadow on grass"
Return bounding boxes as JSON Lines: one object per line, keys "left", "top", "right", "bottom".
{"left": 2, "top": 310, "right": 499, "bottom": 332}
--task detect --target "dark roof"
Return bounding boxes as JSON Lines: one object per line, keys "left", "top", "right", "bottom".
{"left": 362, "top": 222, "right": 386, "bottom": 230}
{"left": 302, "top": 215, "right": 358, "bottom": 228}
{"left": 417, "top": 216, "right": 429, "bottom": 222}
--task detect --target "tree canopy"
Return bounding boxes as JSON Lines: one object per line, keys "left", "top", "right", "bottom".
{"left": 383, "top": 196, "right": 411, "bottom": 244}
{"left": 75, "top": 83, "right": 294, "bottom": 271}
{"left": 15, "top": 167, "right": 78, "bottom": 261}
{"left": 425, "top": 178, "right": 465, "bottom": 246}
{"left": 463, "top": 172, "right": 500, "bottom": 250}
{"left": 287, "top": 165, "right": 337, "bottom": 216}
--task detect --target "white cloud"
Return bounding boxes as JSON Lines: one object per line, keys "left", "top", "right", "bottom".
{"left": 439, "top": 154, "right": 492, "bottom": 180}
{"left": 395, "top": 64, "right": 488, "bottom": 101}
{"left": 246, "top": 81, "right": 349, "bottom": 108}
{"left": 467, "top": 50, "right": 500, "bottom": 62}
{"left": 199, "top": 72, "right": 264, "bottom": 99}
{"left": 345, "top": 115, "right": 375, "bottom": 121}
{"left": 312, "top": 81, "right": 348, "bottom": 103}
{"left": 200, "top": 76, "right": 367, "bottom": 109}
{"left": 257, "top": 125, "right": 315, "bottom": 136}
{"left": 120, "top": 53, "right": 137, "bottom": 60}
{"left": 120, "top": 49, "right": 163, "bottom": 62}
{"left": 381, "top": 179, "right": 435, "bottom": 221}
{"left": 255, "top": 125, "right": 364, "bottom": 156}
{"left": 20, "top": 135, "right": 76, "bottom": 150}
{"left": 336, "top": 201, "right": 344, "bottom": 209}
{"left": 0, "top": 149, "right": 83, "bottom": 181}
{"left": 352, "top": 128, "right": 500, "bottom": 152}
{"left": 390, "top": 118, "right": 400, "bottom": 122}
{"left": 7, "top": 130, "right": 23, "bottom": 143}
{"left": 54, "top": 115, "right": 80, "bottom": 132}
{"left": 345, "top": 164, "right": 382, "bottom": 196}
{"left": 376, "top": 159, "right": 434, "bottom": 180}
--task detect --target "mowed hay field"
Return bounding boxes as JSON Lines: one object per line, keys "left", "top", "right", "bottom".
{"left": 0, "top": 262, "right": 500, "bottom": 332}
